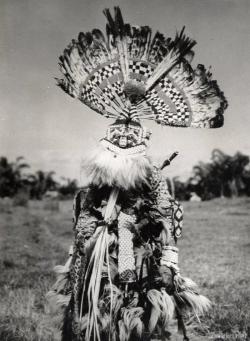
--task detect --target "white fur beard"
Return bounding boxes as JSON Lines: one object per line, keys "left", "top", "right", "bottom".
{"left": 81, "top": 144, "right": 152, "bottom": 189}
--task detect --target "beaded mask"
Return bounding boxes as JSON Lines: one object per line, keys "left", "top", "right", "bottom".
{"left": 104, "top": 120, "right": 151, "bottom": 149}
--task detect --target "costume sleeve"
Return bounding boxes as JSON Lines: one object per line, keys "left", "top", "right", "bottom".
{"left": 147, "top": 166, "right": 185, "bottom": 291}
{"left": 73, "top": 189, "right": 99, "bottom": 253}
{"left": 67, "top": 189, "right": 100, "bottom": 334}
{"left": 148, "top": 166, "right": 183, "bottom": 245}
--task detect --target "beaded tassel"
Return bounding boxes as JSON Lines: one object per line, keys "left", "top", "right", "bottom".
{"left": 117, "top": 212, "right": 137, "bottom": 282}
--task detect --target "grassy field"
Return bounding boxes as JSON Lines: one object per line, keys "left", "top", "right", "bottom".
{"left": 0, "top": 198, "right": 249, "bottom": 341}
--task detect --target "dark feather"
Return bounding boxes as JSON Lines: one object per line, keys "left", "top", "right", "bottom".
{"left": 56, "top": 7, "right": 227, "bottom": 128}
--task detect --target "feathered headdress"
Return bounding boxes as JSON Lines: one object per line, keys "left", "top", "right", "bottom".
{"left": 57, "top": 7, "right": 227, "bottom": 188}
{"left": 57, "top": 7, "right": 227, "bottom": 129}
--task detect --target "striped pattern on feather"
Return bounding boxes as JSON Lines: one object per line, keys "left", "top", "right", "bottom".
{"left": 57, "top": 7, "right": 227, "bottom": 128}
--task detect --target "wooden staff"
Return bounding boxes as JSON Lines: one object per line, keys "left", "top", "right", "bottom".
{"left": 160, "top": 151, "right": 179, "bottom": 170}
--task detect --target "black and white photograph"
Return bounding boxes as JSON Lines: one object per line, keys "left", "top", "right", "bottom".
{"left": 0, "top": 0, "right": 249, "bottom": 340}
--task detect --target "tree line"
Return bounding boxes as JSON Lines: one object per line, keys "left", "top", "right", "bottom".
{"left": 171, "top": 149, "right": 250, "bottom": 200}
{"left": 0, "top": 156, "right": 77, "bottom": 199}
{"left": 0, "top": 149, "right": 250, "bottom": 201}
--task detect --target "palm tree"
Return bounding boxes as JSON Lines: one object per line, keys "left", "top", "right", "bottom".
{"left": 242, "top": 162, "right": 250, "bottom": 196}
{"left": 0, "top": 156, "right": 30, "bottom": 197}
{"left": 59, "top": 177, "right": 78, "bottom": 197}
{"left": 171, "top": 176, "right": 190, "bottom": 201}
{"left": 230, "top": 152, "right": 249, "bottom": 196}
{"left": 0, "top": 157, "right": 14, "bottom": 197}
{"left": 211, "top": 149, "right": 250, "bottom": 197}
{"left": 187, "top": 162, "right": 218, "bottom": 200}
{"left": 29, "top": 170, "right": 58, "bottom": 199}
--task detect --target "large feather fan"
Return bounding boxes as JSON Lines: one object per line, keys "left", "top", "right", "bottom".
{"left": 57, "top": 7, "right": 227, "bottom": 128}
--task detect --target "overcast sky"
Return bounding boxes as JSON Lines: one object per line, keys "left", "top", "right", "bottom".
{"left": 0, "top": 0, "right": 250, "bottom": 183}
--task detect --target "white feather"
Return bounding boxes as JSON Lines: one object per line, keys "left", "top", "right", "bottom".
{"left": 179, "top": 291, "right": 212, "bottom": 316}
{"left": 46, "top": 291, "right": 71, "bottom": 311}
{"left": 147, "top": 289, "right": 175, "bottom": 333}
{"left": 81, "top": 143, "right": 152, "bottom": 189}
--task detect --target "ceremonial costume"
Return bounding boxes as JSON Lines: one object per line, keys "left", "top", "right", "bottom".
{"left": 48, "top": 8, "right": 227, "bottom": 341}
